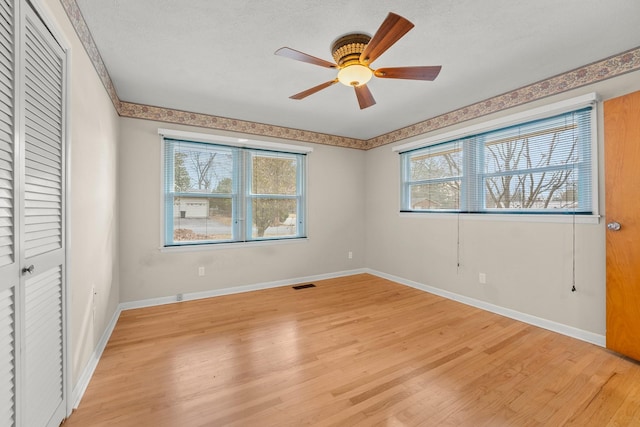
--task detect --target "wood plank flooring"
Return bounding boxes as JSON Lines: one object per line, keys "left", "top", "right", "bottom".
{"left": 62, "top": 274, "right": 640, "bottom": 426}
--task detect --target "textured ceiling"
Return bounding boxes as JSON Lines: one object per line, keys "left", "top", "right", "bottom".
{"left": 74, "top": 0, "right": 640, "bottom": 141}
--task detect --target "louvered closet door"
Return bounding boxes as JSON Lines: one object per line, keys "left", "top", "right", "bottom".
{"left": 20, "top": 4, "right": 66, "bottom": 427}
{"left": 0, "top": 1, "right": 66, "bottom": 426}
{"left": 0, "top": 0, "right": 18, "bottom": 425}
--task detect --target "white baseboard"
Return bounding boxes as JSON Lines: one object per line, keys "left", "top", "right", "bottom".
{"left": 365, "top": 269, "right": 606, "bottom": 347}
{"left": 119, "top": 268, "right": 368, "bottom": 311}
{"left": 71, "top": 304, "right": 122, "bottom": 409}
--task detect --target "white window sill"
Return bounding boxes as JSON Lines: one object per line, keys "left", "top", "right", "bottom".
{"left": 159, "top": 237, "right": 309, "bottom": 253}
{"left": 398, "top": 212, "right": 601, "bottom": 224}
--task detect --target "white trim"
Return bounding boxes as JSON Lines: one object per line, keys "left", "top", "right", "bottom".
{"left": 27, "top": 0, "right": 73, "bottom": 52}
{"left": 159, "top": 135, "right": 166, "bottom": 251}
{"left": 158, "top": 128, "right": 313, "bottom": 154}
{"left": 392, "top": 92, "right": 599, "bottom": 153}
{"left": 399, "top": 212, "right": 601, "bottom": 225}
{"left": 119, "top": 268, "right": 367, "bottom": 310}
{"left": 366, "top": 269, "right": 606, "bottom": 347}
{"left": 589, "top": 105, "right": 600, "bottom": 216}
{"left": 13, "top": 3, "right": 24, "bottom": 425}
{"left": 53, "top": 17, "right": 74, "bottom": 422}
{"left": 62, "top": 42, "right": 74, "bottom": 424}
{"left": 159, "top": 236, "right": 309, "bottom": 253}
{"left": 71, "top": 304, "right": 122, "bottom": 409}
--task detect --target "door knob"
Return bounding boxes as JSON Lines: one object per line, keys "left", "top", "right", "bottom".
{"left": 22, "top": 265, "right": 35, "bottom": 274}
{"left": 607, "top": 221, "right": 621, "bottom": 231}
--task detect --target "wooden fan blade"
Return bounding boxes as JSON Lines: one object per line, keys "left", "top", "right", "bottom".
{"left": 374, "top": 66, "right": 442, "bottom": 81}
{"left": 275, "top": 47, "right": 337, "bottom": 69}
{"left": 354, "top": 84, "right": 376, "bottom": 109}
{"left": 359, "top": 12, "right": 414, "bottom": 65}
{"left": 290, "top": 79, "right": 339, "bottom": 100}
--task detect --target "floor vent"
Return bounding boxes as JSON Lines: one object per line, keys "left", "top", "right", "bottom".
{"left": 292, "top": 283, "right": 316, "bottom": 290}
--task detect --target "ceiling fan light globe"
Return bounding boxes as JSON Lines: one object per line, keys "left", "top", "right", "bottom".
{"left": 337, "top": 64, "right": 373, "bottom": 87}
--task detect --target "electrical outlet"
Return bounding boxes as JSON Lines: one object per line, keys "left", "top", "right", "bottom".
{"left": 348, "top": 251, "right": 353, "bottom": 259}
{"left": 479, "top": 273, "right": 487, "bottom": 284}
{"left": 198, "top": 266, "right": 205, "bottom": 276}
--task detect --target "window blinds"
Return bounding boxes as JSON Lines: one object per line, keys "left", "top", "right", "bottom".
{"left": 401, "top": 107, "right": 594, "bottom": 214}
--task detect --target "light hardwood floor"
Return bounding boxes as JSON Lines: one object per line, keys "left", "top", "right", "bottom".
{"left": 63, "top": 274, "right": 640, "bottom": 426}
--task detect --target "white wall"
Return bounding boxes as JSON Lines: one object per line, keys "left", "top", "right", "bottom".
{"left": 364, "top": 71, "right": 640, "bottom": 336}
{"left": 40, "top": 0, "right": 121, "bottom": 387}
{"left": 118, "top": 118, "right": 366, "bottom": 302}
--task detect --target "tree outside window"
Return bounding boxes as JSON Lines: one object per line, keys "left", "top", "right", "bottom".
{"left": 164, "top": 139, "right": 306, "bottom": 246}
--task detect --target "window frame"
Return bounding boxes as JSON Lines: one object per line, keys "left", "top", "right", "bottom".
{"left": 159, "top": 129, "right": 311, "bottom": 250}
{"left": 395, "top": 94, "right": 600, "bottom": 222}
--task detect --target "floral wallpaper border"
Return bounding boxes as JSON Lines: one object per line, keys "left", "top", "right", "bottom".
{"left": 366, "top": 47, "right": 640, "bottom": 149}
{"left": 61, "top": 0, "right": 639, "bottom": 151}
{"left": 118, "top": 102, "right": 364, "bottom": 149}
{"left": 60, "top": 0, "right": 121, "bottom": 112}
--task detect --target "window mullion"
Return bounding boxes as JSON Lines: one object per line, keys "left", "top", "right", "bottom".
{"left": 401, "top": 154, "right": 410, "bottom": 210}
{"left": 577, "top": 109, "right": 593, "bottom": 212}
{"left": 475, "top": 135, "right": 486, "bottom": 212}
{"left": 462, "top": 137, "right": 481, "bottom": 212}
{"left": 233, "top": 148, "right": 245, "bottom": 241}
{"left": 297, "top": 155, "right": 305, "bottom": 236}
{"left": 164, "top": 141, "right": 176, "bottom": 245}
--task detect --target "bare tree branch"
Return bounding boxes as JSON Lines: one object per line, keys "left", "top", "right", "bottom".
{"left": 190, "top": 152, "right": 217, "bottom": 190}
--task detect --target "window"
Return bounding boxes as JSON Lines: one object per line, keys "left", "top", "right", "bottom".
{"left": 400, "top": 103, "right": 595, "bottom": 215}
{"left": 162, "top": 135, "right": 307, "bottom": 247}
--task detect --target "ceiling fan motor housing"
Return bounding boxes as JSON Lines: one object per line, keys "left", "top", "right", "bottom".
{"left": 331, "top": 33, "right": 371, "bottom": 67}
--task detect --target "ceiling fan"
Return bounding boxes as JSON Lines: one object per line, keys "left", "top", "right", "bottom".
{"left": 275, "top": 12, "right": 441, "bottom": 110}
